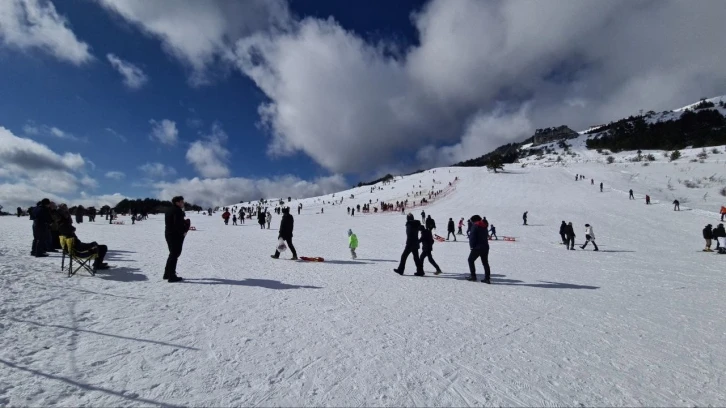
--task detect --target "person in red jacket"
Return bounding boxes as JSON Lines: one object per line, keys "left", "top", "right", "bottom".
{"left": 720, "top": 206, "right": 726, "bottom": 222}
{"left": 222, "top": 210, "right": 231, "bottom": 225}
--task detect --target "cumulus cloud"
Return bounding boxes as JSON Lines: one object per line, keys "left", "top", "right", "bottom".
{"left": 0, "top": 0, "right": 92, "bottom": 64}
{"left": 0, "top": 126, "right": 85, "bottom": 171}
{"left": 105, "top": 171, "right": 125, "bottom": 180}
{"left": 106, "top": 53, "right": 148, "bottom": 89}
{"left": 153, "top": 174, "right": 347, "bottom": 208}
{"left": 22, "top": 122, "right": 83, "bottom": 141}
{"left": 230, "top": 0, "right": 726, "bottom": 173}
{"left": 96, "top": 0, "right": 290, "bottom": 85}
{"left": 138, "top": 162, "right": 176, "bottom": 178}
{"left": 149, "top": 119, "right": 178, "bottom": 145}
{"left": 185, "top": 122, "right": 230, "bottom": 178}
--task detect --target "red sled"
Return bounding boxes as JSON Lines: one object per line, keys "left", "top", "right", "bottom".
{"left": 299, "top": 256, "right": 325, "bottom": 262}
{"left": 503, "top": 236, "right": 516, "bottom": 242}
{"left": 434, "top": 234, "right": 446, "bottom": 242}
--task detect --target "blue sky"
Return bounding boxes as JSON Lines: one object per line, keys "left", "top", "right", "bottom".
{"left": 1, "top": 0, "right": 724, "bottom": 208}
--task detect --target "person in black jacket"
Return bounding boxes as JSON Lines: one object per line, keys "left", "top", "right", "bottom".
{"left": 559, "top": 221, "right": 567, "bottom": 245}
{"left": 257, "top": 208, "right": 266, "bottom": 229}
{"left": 522, "top": 211, "right": 528, "bottom": 226}
{"left": 565, "top": 222, "right": 576, "bottom": 250}
{"left": 425, "top": 215, "right": 436, "bottom": 232}
{"left": 394, "top": 214, "right": 424, "bottom": 276}
{"left": 712, "top": 223, "right": 725, "bottom": 251}
{"left": 164, "top": 196, "right": 188, "bottom": 282}
{"left": 703, "top": 224, "right": 713, "bottom": 252}
{"left": 31, "top": 198, "right": 51, "bottom": 257}
{"left": 419, "top": 225, "right": 442, "bottom": 275}
{"left": 271, "top": 207, "right": 298, "bottom": 259}
{"left": 17, "top": 207, "right": 22, "bottom": 217}
{"left": 467, "top": 215, "right": 491, "bottom": 283}
{"left": 59, "top": 221, "right": 109, "bottom": 270}
{"left": 446, "top": 218, "right": 456, "bottom": 241}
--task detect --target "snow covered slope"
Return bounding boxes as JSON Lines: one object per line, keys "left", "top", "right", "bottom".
{"left": 1, "top": 162, "right": 725, "bottom": 406}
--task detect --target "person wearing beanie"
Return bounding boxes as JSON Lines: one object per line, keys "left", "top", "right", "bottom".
{"left": 348, "top": 229, "right": 358, "bottom": 259}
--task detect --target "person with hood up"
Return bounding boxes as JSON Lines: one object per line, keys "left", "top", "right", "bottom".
{"left": 446, "top": 218, "right": 456, "bottom": 241}
{"left": 580, "top": 224, "right": 599, "bottom": 251}
{"left": 348, "top": 229, "right": 358, "bottom": 259}
{"left": 565, "top": 222, "right": 576, "bottom": 250}
{"left": 712, "top": 223, "right": 725, "bottom": 252}
{"left": 394, "top": 214, "right": 424, "bottom": 276}
{"left": 559, "top": 221, "right": 567, "bottom": 245}
{"left": 271, "top": 207, "right": 297, "bottom": 260}
{"left": 419, "top": 225, "right": 442, "bottom": 275}
{"left": 426, "top": 215, "right": 436, "bottom": 232}
{"left": 467, "top": 215, "right": 491, "bottom": 283}
{"left": 703, "top": 224, "right": 713, "bottom": 252}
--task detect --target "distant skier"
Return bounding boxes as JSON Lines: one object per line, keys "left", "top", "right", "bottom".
{"left": 522, "top": 211, "right": 528, "bottom": 226}
{"left": 348, "top": 229, "right": 358, "bottom": 259}
{"left": 580, "top": 224, "right": 599, "bottom": 251}
{"left": 457, "top": 218, "right": 464, "bottom": 235}
{"left": 565, "top": 222, "right": 576, "bottom": 250}
{"left": 419, "top": 225, "right": 442, "bottom": 275}
{"left": 559, "top": 221, "right": 567, "bottom": 245}
{"left": 646, "top": 195, "right": 651, "bottom": 205}
{"left": 673, "top": 200, "right": 680, "bottom": 211}
{"left": 425, "top": 215, "right": 436, "bottom": 232}
{"left": 489, "top": 224, "right": 497, "bottom": 240}
{"left": 467, "top": 215, "right": 491, "bottom": 283}
{"left": 703, "top": 224, "right": 713, "bottom": 252}
{"left": 271, "top": 207, "right": 297, "bottom": 260}
{"left": 446, "top": 218, "right": 456, "bottom": 241}
{"left": 600, "top": 182, "right": 603, "bottom": 192}
{"left": 393, "top": 214, "right": 424, "bottom": 276}
{"left": 629, "top": 189, "right": 634, "bottom": 200}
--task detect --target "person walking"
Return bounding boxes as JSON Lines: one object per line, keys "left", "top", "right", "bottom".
{"left": 420, "top": 210, "right": 426, "bottom": 223}
{"left": 164, "top": 196, "right": 187, "bottom": 282}
{"left": 394, "top": 214, "right": 424, "bottom": 276}
{"left": 457, "top": 218, "right": 464, "bottom": 235}
{"left": 266, "top": 211, "right": 272, "bottom": 229}
{"left": 580, "top": 224, "right": 599, "bottom": 251}
{"left": 446, "top": 218, "right": 456, "bottom": 241}
{"left": 257, "top": 209, "right": 265, "bottom": 229}
{"left": 489, "top": 224, "right": 497, "bottom": 240}
{"left": 646, "top": 195, "right": 651, "bottom": 205}
{"left": 559, "top": 221, "right": 567, "bottom": 245}
{"left": 703, "top": 224, "right": 713, "bottom": 252}
{"left": 271, "top": 207, "right": 297, "bottom": 260}
{"left": 673, "top": 200, "right": 680, "bottom": 211}
{"left": 419, "top": 225, "right": 442, "bottom": 275}
{"left": 565, "top": 222, "right": 576, "bottom": 250}
{"left": 232, "top": 214, "right": 237, "bottom": 225}
{"left": 348, "top": 229, "right": 358, "bottom": 259}
{"left": 629, "top": 189, "right": 634, "bottom": 200}
{"left": 522, "top": 211, "right": 528, "bottom": 226}
{"left": 426, "top": 215, "right": 436, "bottom": 232}
{"left": 600, "top": 182, "right": 603, "bottom": 192}
{"left": 467, "top": 215, "right": 491, "bottom": 283}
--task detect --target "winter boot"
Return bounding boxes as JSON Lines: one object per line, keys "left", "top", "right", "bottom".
{"left": 393, "top": 268, "right": 404, "bottom": 275}
{"left": 466, "top": 274, "right": 478, "bottom": 282}
{"left": 414, "top": 271, "right": 425, "bottom": 276}
{"left": 434, "top": 270, "right": 442, "bottom": 275}
{"left": 481, "top": 278, "right": 491, "bottom": 284}
{"left": 167, "top": 276, "right": 183, "bottom": 283}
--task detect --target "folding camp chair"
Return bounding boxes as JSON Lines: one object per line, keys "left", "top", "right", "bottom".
{"left": 59, "top": 236, "right": 98, "bottom": 277}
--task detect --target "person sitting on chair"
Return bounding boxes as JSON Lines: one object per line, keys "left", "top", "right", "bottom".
{"left": 59, "top": 220, "right": 109, "bottom": 270}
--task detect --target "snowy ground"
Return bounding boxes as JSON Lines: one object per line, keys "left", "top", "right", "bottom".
{"left": 1, "top": 162, "right": 725, "bottom": 406}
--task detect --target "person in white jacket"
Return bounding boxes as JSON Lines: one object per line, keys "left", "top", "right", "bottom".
{"left": 580, "top": 224, "right": 599, "bottom": 251}
{"left": 266, "top": 212, "right": 272, "bottom": 229}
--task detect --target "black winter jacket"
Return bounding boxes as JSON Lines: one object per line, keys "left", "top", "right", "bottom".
{"left": 703, "top": 226, "right": 713, "bottom": 239}
{"left": 419, "top": 228, "right": 435, "bottom": 252}
{"left": 165, "top": 206, "right": 187, "bottom": 236}
{"left": 712, "top": 225, "right": 725, "bottom": 238}
{"left": 565, "top": 224, "right": 576, "bottom": 238}
{"left": 447, "top": 220, "right": 455, "bottom": 232}
{"left": 559, "top": 222, "right": 566, "bottom": 234}
{"left": 426, "top": 217, "right": 436, "bottom": 230}
{"left": 405, "top": 220, "right": 421, "bottom": 249}
{"left": 279, "top": 213, "right": 294, "bottom": 239}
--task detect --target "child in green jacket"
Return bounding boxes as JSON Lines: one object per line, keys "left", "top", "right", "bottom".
{"left": 348, "top": 229, "right": 358, "bottom": 259}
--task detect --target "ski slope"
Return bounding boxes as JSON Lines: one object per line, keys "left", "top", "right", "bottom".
{"left": 1, "top": 161, "right": 725, "bottom": 406}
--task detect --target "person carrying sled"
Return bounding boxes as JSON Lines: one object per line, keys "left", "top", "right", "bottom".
{"left": 559, "top": 221, "right": 567, "bottom": 245}
{"left": 673, "top": 200, "right": 680, "bottom": 211}
{"left": 703, "top": 224, "right": 713, "bottom": 252}
{"left": 565, "top": 222, "right": 576, "bottom": 250}
{"left": 467, "top": 215, "right": 491, "bottom": 283}
{"left": 348, "top": 229, "right": 358, "bottom": 259}
{"left": 419, "top": 225, "right": 442, "bottom": 275}
{"left": 580, "top": 224, "right": 599, "bottom": 251}
{"left": 394, "top": 214, "right": 424, "bottom": 276}
{"left": 271, "top": 207, "right": 297, "bottom": 260}
{"left": 446, "top": 218, "right": 456, "bottom": 241}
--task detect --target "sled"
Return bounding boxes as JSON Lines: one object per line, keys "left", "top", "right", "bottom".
{"left": 189, "top": 226, "right": 197, "bottom": 231}
{"left": 503, "top": 236, "right": 516, "bottom": 242}
{"left": 299, "top": 256, "right": 325, "bottom": 262}
{"left": 434, "top": 234, "right": 446, "bottom": 242}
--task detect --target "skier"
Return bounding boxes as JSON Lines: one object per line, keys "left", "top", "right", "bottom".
{"left": 232, "top": 214, "right": 237, "bottom": 226}
{"left": 522, "top": 211, "right": 528, "bottom": 226}
{"left": 419, "top": 225, "right": 442, "bottom": 275}
{"left": 629, "top": 189, "right": 634, "bottom": 200}
{"left": 580, "top": 224, "right": 599, "bottom": 251}
{"left": 673, "top": 200, "right": 680, "bottom": 211}
{"left": 565, "top": 222, "right": 576, "bottom": 250}
{"left": 457, "top": 218, "right": 464, "bottom": 235}
{"left": 646, "top": 195, "right": 651, "bottom": 205}
{"left": 713, "top": 224, "right": 725, "bottom": 251}
{"left": 393, "top": 214, "right": 424, "bottom": 276}
{"left": 266, "top": 211, "right": 272, "bottom": 229}
{"left": 348, "top": 229, "right": 358, "bottom": 259}
{"left": 425, "top": 215, "right": 436, "bottom": 232}
{"left": 600, "top": 182, "right": 603, "bottom": 192}
{"left": 489, "top": 224, "right": 497, "bottom": 240}
{"left": 271, "top": 207, "right": 297, "bottom": 260}
{"left": 703, "top": 224, "right": 713, "bottom": 252}
{"left": 467, "top": 215, "right": 491, "bottom": 283}
{"left": 446, "top": 218, "right": 456, "bottom": 241}
{"left": 559, "top": 221, "right": 567, "bottom": 245}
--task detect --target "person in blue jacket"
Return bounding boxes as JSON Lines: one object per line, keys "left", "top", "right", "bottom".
{"left": 467, "top": 215, "right": 491, "bottom": 283}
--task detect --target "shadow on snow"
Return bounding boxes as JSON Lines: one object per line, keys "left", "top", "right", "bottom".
{"left": 184, "top": 278, "right": 322, "bottom": 290}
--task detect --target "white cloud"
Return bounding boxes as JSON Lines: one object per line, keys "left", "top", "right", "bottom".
{"left": 149, "top": 119, "right": 178, "bottom": 145}
{"left": 106, "top": 53, "right": 148, "bottom": 89}
{"left": 96, "top": 0, "right": 290, "bottom": 85}
{"left": 0, "top": 126, "right": 85, "bottom": 171}
{"left": 105, "top": 127, "right": 127, "bottom": 142}
{"left": 105, "top": 171, "right": 125, "bottom": 180}
{"left": 185, "top": 122, "right": 230, "bottom": 178}
{"left": 22, "top": 121, "right": 82, "bottom": 141}
{"left": 230, "top": 0, "right": 726, "bottom": 172}
{"left": 0, "top": 0, "right": 92, "bottom": 65}
{"left": 138, "top": 162, "right": 176, "bottom": 178}
{"left": 75, "top": 192, "right": 127, "bottom": 208}
{"left": 153, "top": 174, "right": 347, "bottom": 208}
